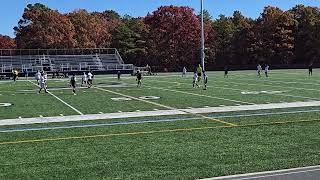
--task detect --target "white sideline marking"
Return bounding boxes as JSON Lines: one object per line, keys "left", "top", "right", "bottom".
{"left": 28, "top": 80, "right": 83, "bottom": 115}
{"left": 203, "top": 165, "right": 320, "bottom": 180}
{"left": 2, "top": 109, "right": 320, "bottom": 133}
{"left": 1, "top": 101, "right": 320, "bottom": 126}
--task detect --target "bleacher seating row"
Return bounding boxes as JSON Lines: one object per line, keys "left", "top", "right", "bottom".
{"left": 0, "top": 48, "right": 133, "bottom": 73}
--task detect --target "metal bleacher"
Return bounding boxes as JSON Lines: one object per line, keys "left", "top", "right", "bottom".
{"left": 0, "top": 48, "right": 134, "bottom": 74}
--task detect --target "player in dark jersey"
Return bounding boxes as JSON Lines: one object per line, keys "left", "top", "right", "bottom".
{"left": 203, "top": 71, "right": 208, "bottom": 90}
{"left": 224, "top": 66, "right": 229, "bottom": 78}
{"left": 309, "top": 63, "right": 313, "bottom": 76}
{"left": 117, "top": 71, "right": 121, "bottom": 81}
{"left": 136, "top": 70, "right": 142, "bottom": 88}
{"left": 70, "top": 74, "right": 76, "bottom": 95}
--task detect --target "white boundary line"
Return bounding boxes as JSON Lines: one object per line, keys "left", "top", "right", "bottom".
{"left": 203, "top": 165, "right": 320, "bottom": 180}
{"left": 28, "top": 80, "right": 83, "bottom": 115}
{"left": 1, "top": 101, "right": 320, "bottom": 126}
{"left": 1, "top": 109, "right": 320, "bottom": 133}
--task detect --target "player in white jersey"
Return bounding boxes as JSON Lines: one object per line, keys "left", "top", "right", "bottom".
{"left": 192, "top": 72, "right": 199, "bottom": 88}
{"left": 182, "top": 67, "right": 187, "bottom": 77}
{"left": 265, "top": 65, "right": 269, "bottom": 77}
{"left": 257, "top": 64, "right": 262, "bottom": 77}
{"left": 38, "top": 72, "right": 48, "bottom": 93}
{"left": 87, "top": 71, "right": 93, "bottom": 88}
{"left": 35, "top": 70, "right": 41, "bottom": 85}
{"left": 81, "top": 72, "right": 88, "bottom": 87}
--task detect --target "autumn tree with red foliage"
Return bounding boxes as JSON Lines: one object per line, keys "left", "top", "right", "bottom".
{"left": 0, "top": 35, "right": 16, "bottom": 49}
{"left": 144, "top": 6, "right": 201, "bottom": 70}
{"left": 68, "top": 10, "right": 114, "bottom": 48}
{"left": 14, "top": 3, "right": 76, "bottom": 49}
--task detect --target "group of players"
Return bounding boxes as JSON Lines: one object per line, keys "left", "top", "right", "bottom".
{"left": 182, "top": 64, "right": 208, "bottom": 90}
{"left": 35, "top": 70, "right": 94, "bottom": 95}
{"left": 31, "top": 62, "right": 315, "bottom": 95}
{"left": 257, "top": 64, "right": 270, "bottom": 78}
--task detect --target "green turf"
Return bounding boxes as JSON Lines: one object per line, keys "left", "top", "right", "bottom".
{"left": 0, "top": 69, "right": 320, "bottom": 179}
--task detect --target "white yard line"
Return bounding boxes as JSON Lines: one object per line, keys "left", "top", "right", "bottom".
{"left": 28, "top": 80, "right": 83, "bottom": 115}
{"left": 1, "top": 101, "right": 320, "bottom": 126}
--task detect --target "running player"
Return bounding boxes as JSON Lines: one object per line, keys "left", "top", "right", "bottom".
{"left": 193, "top": 71, "right": 199, "bottom": 88}
{"left": 182, "top": 67, "right": 187, "bottom": 77}
{"left": 203, "top": 71, "right": 208, "bottom": 90}
{"left": 70, "top": 74, "right": 76, "bottom": 95}
{"left": 265, "top": 65, "right": 269, "bottom": 77}
{"left": 224, "top": 66, "right": 229, "bottom": 78}
{"left": 197, "top": 64, "right": 202, "bottom": 82}
{"left": 136, "top": 70, "right": 142, "bottom": 88}
{"left": 87, "top": 71, "right": 93, "bottom": 88}
{"left": 257, "top": 64, "right": 262, "bottom": 77}
{"left": 81, "top": 72, "right": 87, "bottom": 87}
{"left": 309, "top": 63, "right": 313, "bottom": 76}
{"left": 38, "top": 72, "right": 48, "bottom": 94}
{"left": 36, "top": 70, "right": 41, "bottom": 85}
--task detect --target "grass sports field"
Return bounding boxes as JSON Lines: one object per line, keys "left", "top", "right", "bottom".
{"left": 0, "top": 69, "right": 320, "bottom": 179}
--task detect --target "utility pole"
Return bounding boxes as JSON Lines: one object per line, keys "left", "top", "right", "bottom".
{"left": 200, "top": 0, "right": 205, "bottom": 73}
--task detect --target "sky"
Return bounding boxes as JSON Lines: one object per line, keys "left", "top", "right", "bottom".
{"left": 1, "top": 0, "right": 320, "bottom": 37}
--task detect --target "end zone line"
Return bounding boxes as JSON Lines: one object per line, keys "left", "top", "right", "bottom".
{"left": 28, "top": 80, "right": 83, "bottom": 115}
{"left": 1, "top": 118, "right": 319, "bottom": 145}
{"left": 94, "top": 86, "right": 236, "bottom": 126}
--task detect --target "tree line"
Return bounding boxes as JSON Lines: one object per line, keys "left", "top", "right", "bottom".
{"left": 0, "top": 3, "right": 319, "bottom": 70}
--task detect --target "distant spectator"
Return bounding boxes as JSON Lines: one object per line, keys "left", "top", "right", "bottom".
{"left": 23, "top": 69, "right": 28, "bottom": 79}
